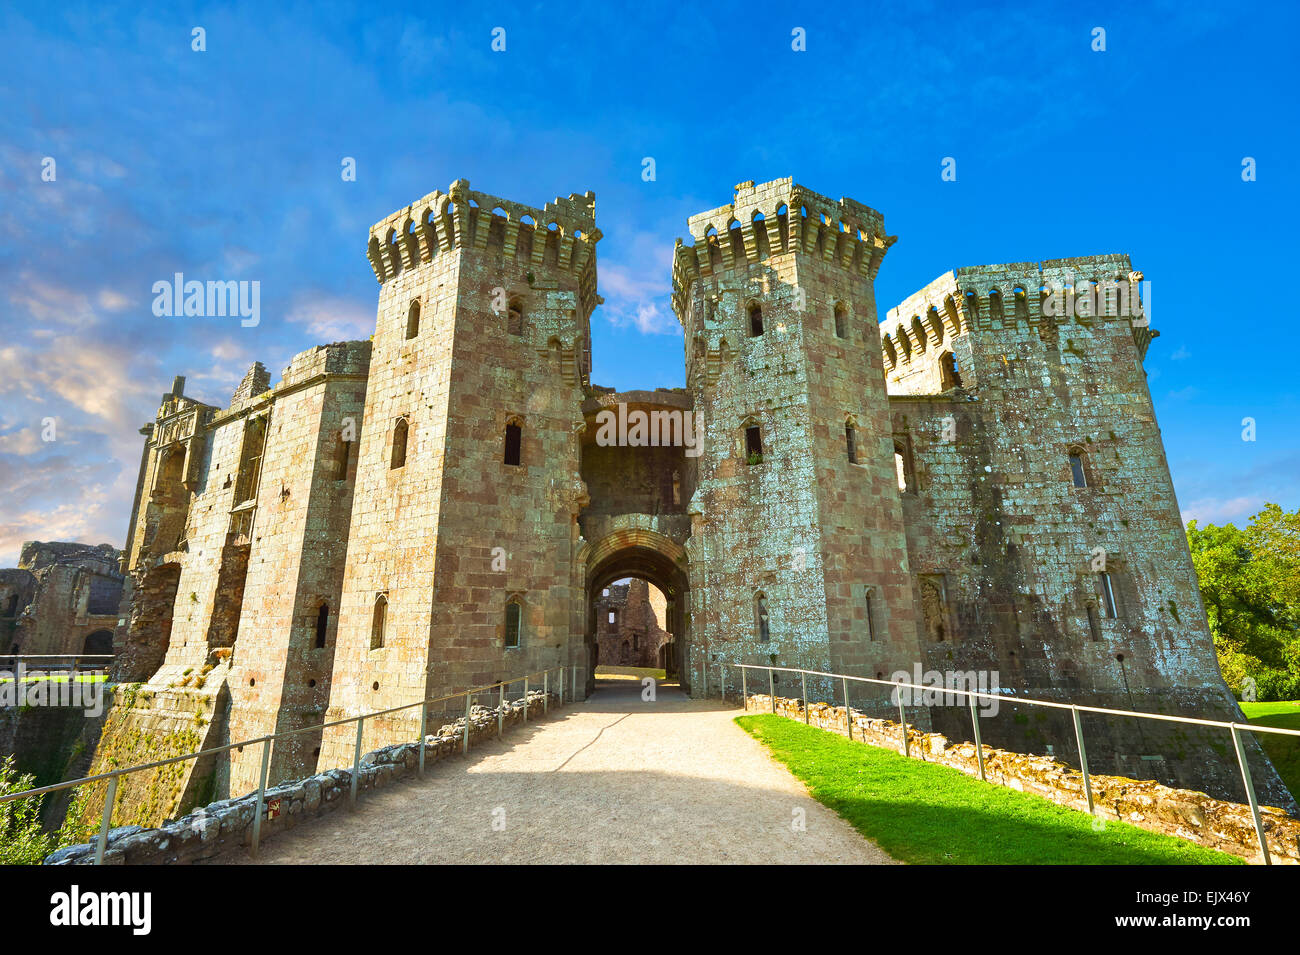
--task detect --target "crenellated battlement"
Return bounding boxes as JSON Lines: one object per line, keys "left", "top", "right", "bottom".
{"left": 670, "top": 178, "right": 896, "bottom": 321}
{"left": 364, "top": 178, "right": 601, "bottom": 287}
{"left": 880, "top": 254, "right": 1156, "bottom": 373}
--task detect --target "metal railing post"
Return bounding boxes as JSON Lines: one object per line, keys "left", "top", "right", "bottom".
{"left": 1230, "top": 724, "right": 1272, "bottom": 865}
{"left": 523, "top": 676, "right": 529, "bottom": 723}
{"left": 557, "top": 667, "right": 563, "bottom": 706}
{"left": 897, "top": 695, "right": 909, "bottom": 757}
{"left": 969, "top": 695, "right": 986, "bottom": 781}
{"left": 350, "top": 716, "right": 364, "bottom": 808}
{"left": 94, "top": 776, "right": 118, "bottom": 865}
{"left": 251, "top": 736, "right": 273, "bottom": 856}
{"left": 462, "top": 691, "right": 471, "bottom": 754}
{"left": 572, "top": 665, "right": 577, "bottom": 703}
{"left": 418, "top": 699, "right": 427, "bottom": 777}
{"left": 741, "top": 666, "right": 747, "bottom": 709}
{"left": 769, "top": 668, "right": 776, "bottom": 713}
{"left": 498, "top": 681, "right": 505, "bottom": 737}
{"left": 1070, "top": 705, "right": 1092, "bottom": 814}
{"left": 801, "top": 671, "right": 809, "bottom": 723}
{"left": 703, "top": 659, "right": 708, "bottom": 697}
{"left": 544, "top": 670, "right": 549, "bottom": 714}
{"left": 843, "top": 676, "right": 852, "bottom": 740}
{"left": 720, "top": 664, "right": 726, "bottom": 704}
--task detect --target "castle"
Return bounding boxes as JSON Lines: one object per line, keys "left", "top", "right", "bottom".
{"left": 93, "top": 176, "right": 1292, "bottom": 815}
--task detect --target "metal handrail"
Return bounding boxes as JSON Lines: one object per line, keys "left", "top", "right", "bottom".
{"left": 730, "top": 663, "right": 1300, "bottom": 865}
{"left": 0, "top": 663, "right": 585, "bottom": 862}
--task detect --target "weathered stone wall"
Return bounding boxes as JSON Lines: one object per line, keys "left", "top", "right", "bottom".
{"left": 876, "top": 260, "right": 1291, "bottom": 807}
{"left": 0, "top": 697, "right": 105, "bottom": 828}
{"left": 674, "top": 179, "right": 923, "bottom": 705}
{"left": 321, "top": 181, "right": 598, "bottom": 767}
{"left": 747, "top": 694, "right": 1298, "bottom": 864}
{"left": 594, "top": 578, "right": 669, "bottom": 668}
{"left": 65, "top": 682, "right": 224, "bottom": 842}
{"left": 225, "top": 342, "right": 368, "bottom": 793}
{"left": 2, "top": 542, "right": 123, "bottom": 656}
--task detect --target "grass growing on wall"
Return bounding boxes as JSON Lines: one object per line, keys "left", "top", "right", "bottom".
{"left": 737, "top": 714, "right": 1243, "bottom": 865}
{"left": 1240, "top": 701, "right": 1300, "bottom": 804}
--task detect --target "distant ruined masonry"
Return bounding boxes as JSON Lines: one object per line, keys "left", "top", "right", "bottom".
{"left": 0, "top": 542, "right": 123, "bottom": 658}
{"left": 68, "top": 175, "right": 1291, "bottom": 831}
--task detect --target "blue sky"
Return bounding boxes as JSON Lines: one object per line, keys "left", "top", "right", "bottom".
{"left": 0, "top": 0, "right": 1296, "bottom": 565}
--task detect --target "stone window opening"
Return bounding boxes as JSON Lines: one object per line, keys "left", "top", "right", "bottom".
{"left": 748, "top": 302, "right": 764, "bottom": 337}
{"left": 745, "top": 423, "right": 763, "bottom": 464}
{"left": 1086, "top": 602, "right": 1102, "bottom": 641}
{"left": 371, "top": 593, "right": 388, "bottom": 650}
{"left": 504, "top": 598, "right": 522, "bottom": 649}
{"left": 390, "top": 417, "right": 409, "bottom": 470}
{"left": 405, "top": 300, "right": 420, "bottom": 340}
{"left": 1099, "top": 571, "right": 1119, "bottom": 619}
{"left": 894, "top": 436, "right": 916, "bottom": 493}
{"left": 834, "top": 302, "right": 847, "bottom": 339}
{"left": 507, "top": 298, "right": 525, "bottom": 337}
{"left": 755, "top": 592, "right": 770, "bottom": 643}
{"left": 1067, "top": 446, "right": 1089, "bottom": 488}
{"left": 315, "top": 602, "right": 329, "bottom": 649}
{"left": 233, "top": 416, "right": 268, "bottom": 505}
{"left": 608, "top": 609, "right": 618, "bottom": 632}
{"left": 864, "top": 587, "right": 877, "bottom": 640}
{"left": 5, "top": 594, "right": 18, "bottom": 616}
{"left": 82, "top": 630, "right": 113, "bottom": 656}
{"left": 334, "top": 432, "right": 352, "bottom": 481}
{"left": 920, "top": 574, "right": 948, "bottom": 642}
{"left": 845, "top": 420, "right": 858, "bottom": 464}
{"left": 940, "top": 351, "right": 962, "bottom": 390}
{"left": 504, "top": 420, "right": 523, "bottom": 466}
{"left": 633, "top": 633, "right": 639, "bottom": 651}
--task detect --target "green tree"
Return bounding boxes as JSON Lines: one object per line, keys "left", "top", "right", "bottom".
{"left": 0, "top": 756, "right": 57, "bottom": 865}
{"left": 1187, "top": 504, "right": 1300, "bottom": 701}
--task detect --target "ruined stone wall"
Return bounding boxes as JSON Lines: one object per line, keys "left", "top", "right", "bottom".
{"left": 97, "top": 348, "right": 371, "bottom": 812}
{"left": 3, "top": 543, "right": 124, "bottom": 657}
{"left": 225, "top": 342, "right": 369, "bottom": 792}
{"left": 594, "top": 578, "right": 668, "bottom": 668}
{"left": 878, "top": 258, "right": 1291, "bottom": 808}
{"left": 0, "top": 568, "right": 36, "bottom": 653}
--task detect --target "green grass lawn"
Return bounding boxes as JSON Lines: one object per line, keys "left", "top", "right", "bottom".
{"left": 1239, "top": 700, "right": 1300, "bottom": 804}
{"left": 737, "top": 714, "right": 1242, "bottom": 865}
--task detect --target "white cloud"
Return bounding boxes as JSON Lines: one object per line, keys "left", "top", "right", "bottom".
{"left": 599, "top": 261, "right": 679, "bottom": 336}
{"left": 285, "top": 293, "right": 374, "bottom": 341}
{"left": 1180, "top": 495, "right": 1267, "bottom": 526}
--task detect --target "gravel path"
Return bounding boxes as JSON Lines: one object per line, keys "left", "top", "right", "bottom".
{"left": 228, "top": 680, "right": 897, "bottom": 865}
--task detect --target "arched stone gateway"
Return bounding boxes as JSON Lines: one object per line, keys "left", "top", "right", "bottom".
{"left": 582, "top": 528, "right": 690, "bottom": 694}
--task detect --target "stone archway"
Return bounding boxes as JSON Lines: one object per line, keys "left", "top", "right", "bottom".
{"left": 82, "top": 629, "right": 114, "bottom": 656}
{"left": 584, "top": 528, "right": 690, "bottom": 695}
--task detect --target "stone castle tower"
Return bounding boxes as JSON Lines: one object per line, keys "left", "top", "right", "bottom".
{"left": 92, "top": 176, "right": 1293, "bottom": 822}
{"left": 318, "top": 181, "right": 599, "bottom": 764}
{"left": 674, "top": 180, "right": 919, "bottom": 691}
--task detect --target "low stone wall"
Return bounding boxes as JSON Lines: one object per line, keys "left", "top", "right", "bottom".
{"left": 746, "top": 694, "right": 1300, "bottom": 865}
{"left": 45, "top": 690, "right": 556, "bottom": 865}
